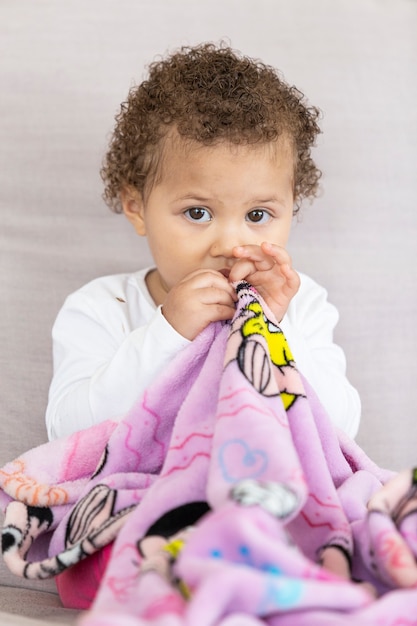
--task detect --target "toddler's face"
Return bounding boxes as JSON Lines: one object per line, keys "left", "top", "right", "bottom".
{"left": 124, "top": 136, "right": 295, "bottom": 304}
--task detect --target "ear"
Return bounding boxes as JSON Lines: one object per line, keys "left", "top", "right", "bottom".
{"left": 121, "top": 187, "right": 147, "bottom": 236}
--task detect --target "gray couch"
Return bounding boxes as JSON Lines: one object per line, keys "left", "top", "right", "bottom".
{"left": 1, "top": 1, "right": 416, "bottom": 623}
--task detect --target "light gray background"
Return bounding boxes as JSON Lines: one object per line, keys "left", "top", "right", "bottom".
{"left": 1, "top": 0, "right": 417, "bottom": 474}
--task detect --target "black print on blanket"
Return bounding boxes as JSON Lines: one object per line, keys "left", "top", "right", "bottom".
{"left": 2, "top": 281, "right": 417, "bottom": 625}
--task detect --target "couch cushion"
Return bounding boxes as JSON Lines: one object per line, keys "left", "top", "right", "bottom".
{"left": 0, "top": 587, "right": 78, "bottom": 625}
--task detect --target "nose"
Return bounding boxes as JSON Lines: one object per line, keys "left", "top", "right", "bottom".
{"left": 209, "top": 221, "right": 245, "bottom": 260}
{"left": 210, "top": 229, "right": 239, "bottom": 259}
{"left": 210, "top": 240, "right": 234, "bottom": 259}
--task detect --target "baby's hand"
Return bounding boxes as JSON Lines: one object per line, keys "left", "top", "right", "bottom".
{"left": 229, "top": 242, "right": 300, "bottom": 322}
{"left": 162, "top": 269, "right": 237, "bottom": 340}
{"left": 319, "top": 546, "right": 377, "bottom": 598}
{"left": 367, "top": 469, "right": 417, "bottom": 588}
{"left": 368, "top": 468, "right": 417, "bottom": 522}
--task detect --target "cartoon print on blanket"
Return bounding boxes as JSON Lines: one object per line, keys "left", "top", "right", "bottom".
{"left": 225, "top": 282, "right": 304, "bottom": 408}
{"left": 1, "top": 281, "right": 417, "bottom": 625}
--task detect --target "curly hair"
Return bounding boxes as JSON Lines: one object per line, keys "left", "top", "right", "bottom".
{"left": 101, "top": 43, "right": 322, "bottom": 214}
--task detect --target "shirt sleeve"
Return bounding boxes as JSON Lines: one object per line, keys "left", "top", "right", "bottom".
{"left": 280, "top": 274, "right": 361, "bottom": 438}
{"left": 46, "top": 289, "right": 190, "bottom": 440}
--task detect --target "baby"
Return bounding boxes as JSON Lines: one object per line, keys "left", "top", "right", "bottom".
{"left": 46, "top": 42, "right": 360, "bottom": 441}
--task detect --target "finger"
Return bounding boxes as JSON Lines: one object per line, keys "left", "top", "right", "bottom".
{"left": 232, "top": 243, "right": 293, "bottom": 276}
{"left": 228, "top": 258, "right": 258, "bottom": 283}
{"left": 233, "top": 242, "right": 290, "bottom": 264}
{"left": 229, "top": 258, "right": 298, "bottom": 288}
{"left": 260, "top": 242, "right": 292, "bottom": 265}
{"left": 233, "top": 244, "right": 271, "bottom": 264}
{"left": 211, "top": 303, "right": 237, "bottom": 322}
{"left": 368, "top": 470, "right": 414, "bottom": 515}
{"left": 198, "top": 286, "right": 237, "bottom": 308}
{"left": 183, "top": 269, "right": 237, "bottom": 301}
{"left": 230, "top": 244, "right": 276, "bottom": 282}
{"left": 195, "top": 301, "right": 236, "bottom": 327}
{"left": 280, "top": 263, "right": 301, "bottom": 292}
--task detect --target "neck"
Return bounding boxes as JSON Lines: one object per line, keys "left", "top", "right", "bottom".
{"left": 145, "top": 269, "right": 167, "bottom": 307}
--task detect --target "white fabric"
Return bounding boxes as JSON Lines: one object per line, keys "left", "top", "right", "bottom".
{"left": 46, "top": 268, "right": 360, "bottom": 440}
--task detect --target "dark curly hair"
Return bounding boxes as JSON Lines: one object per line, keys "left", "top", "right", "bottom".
{"left": 101, "top": 43, "right": 322, "bottom": 214}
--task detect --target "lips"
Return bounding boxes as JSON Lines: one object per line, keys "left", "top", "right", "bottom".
{"left": 219, "top": 268, "right": 231, "bottom": 278}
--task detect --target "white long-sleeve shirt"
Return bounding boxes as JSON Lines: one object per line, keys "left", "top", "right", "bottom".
{"left": 46, "top": 268, "right": 360, "bottom": 440}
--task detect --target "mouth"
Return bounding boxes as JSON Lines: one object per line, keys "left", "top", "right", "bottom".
{"left": 218, "top": 268, "right": 231, "bottom": 278}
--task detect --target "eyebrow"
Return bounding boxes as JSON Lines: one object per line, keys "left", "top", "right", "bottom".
{"left": 249, "top": 197, "right": 284, "bottom": 204}
{"left": 175, "top": 194, "right": 286, "bottom": 205}
{"left": 175, "top": 194, "right": 212, "bottom": 203}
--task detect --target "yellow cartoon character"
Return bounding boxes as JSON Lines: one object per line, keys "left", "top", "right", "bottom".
{"left": 238, "top": 300, "right": 302, "bottom": 409}
{"left": 243, "top": 302, "right": 294, "bottom": 368}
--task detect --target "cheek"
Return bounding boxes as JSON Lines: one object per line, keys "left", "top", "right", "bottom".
{"left": 261, "top": 230, "right": 289, "bottom": 250}
{"left": 145, "top": 224, "right": 176, "bottom": 257}
{"left": 151, "top": 241, "right": 192, "bottom": 279}
{"left": 277, "top": 218, "right": 293, "bottom": 246}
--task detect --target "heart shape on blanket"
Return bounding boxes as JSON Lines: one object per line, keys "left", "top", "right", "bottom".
{"left": 218, "top": 438, "right": 268, "bottom": 483}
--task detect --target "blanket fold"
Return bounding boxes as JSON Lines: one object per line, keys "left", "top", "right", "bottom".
{"left": 1, "top": 280, "right": 416, "bottom": 625}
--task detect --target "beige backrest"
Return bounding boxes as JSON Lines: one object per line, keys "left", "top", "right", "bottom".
{"left": 1, "top": 0, "right": 416, "bottom": 591}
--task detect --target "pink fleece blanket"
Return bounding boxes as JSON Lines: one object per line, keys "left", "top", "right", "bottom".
{"left": 2, "top": 281, "right": 417, "bottom": 625}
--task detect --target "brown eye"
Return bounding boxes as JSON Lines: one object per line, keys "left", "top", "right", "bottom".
{"left": 184, "top": 207, "right": 211, "bottom": 222}
{"left": 247, "top": 209, "right": 269, "bottom": 224}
